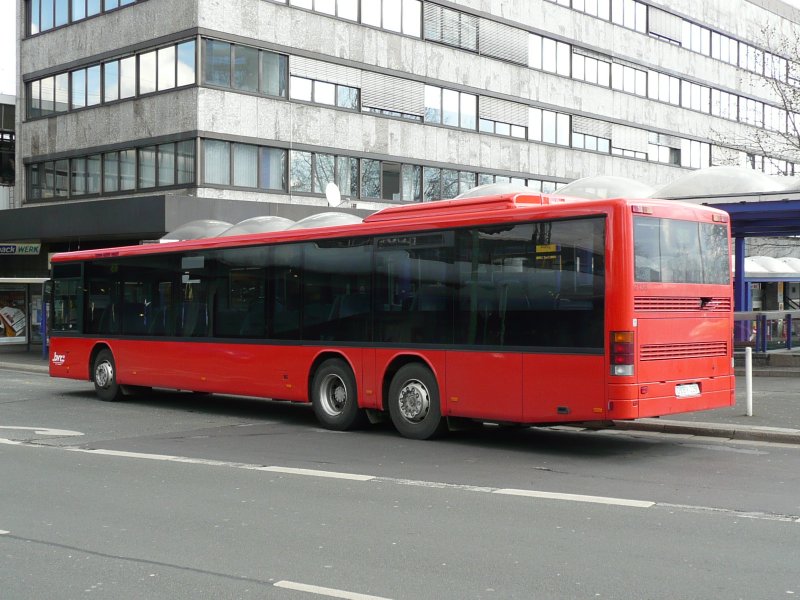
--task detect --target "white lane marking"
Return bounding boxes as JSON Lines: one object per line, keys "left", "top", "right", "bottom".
{"left": 65, "top": 448, "right": 373, "bottom": 480}
{"left": 274, "top": 580, "right": 392, "bottom": 600}
{"left": 0, "top": 530, "right": 9, "bottom": 535}
{"left": 262, "top": 466, "right": 374, "bottom": 481}
{"left": 493, "top": 488, "right": 655, "bottom": 508}
{"left": 0, "top": 426, "right": 84, "bottom": 437}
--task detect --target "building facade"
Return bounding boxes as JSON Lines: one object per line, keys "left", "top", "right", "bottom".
{"left": 6, "top": 0, "right": 800, "bottom": 277}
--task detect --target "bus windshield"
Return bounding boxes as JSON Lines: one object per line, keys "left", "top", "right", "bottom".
{"left": 633, "top": 216, "right": 729, "bottom": 284}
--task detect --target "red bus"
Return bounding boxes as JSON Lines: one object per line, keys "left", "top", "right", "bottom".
{"left": 49, "top": 193, "right": 734, "bottom": 439}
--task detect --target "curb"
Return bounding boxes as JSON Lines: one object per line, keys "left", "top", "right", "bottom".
{"left": 610, "top": 418, "right": 800, "bottom": 445}
{"left": 734, "top": 368, "right": 800, "bottom": 378}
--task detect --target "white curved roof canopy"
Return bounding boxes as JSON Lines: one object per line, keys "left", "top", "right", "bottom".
{"left": 161, "top": 219, "right": 233, "bottom": 242}
{"left": 652, "top": 166, "right": 790, "bottom": 199}
{"left": 778, "top": 257, "right": 800, "bottom": 272}
{"left": 556, "top": 176, "right": 655, "bottom": 200}
{"left": 217, "top": 216, "right": 296, "bottom": 237}
{"left": 748, "top": 255, "right": 800, "bottom": 276}
{"left": 456, "top": 183, "right": 531, "bottom": 198}
{"left": 286, "top": 212, "right": 364, "bottom": 230}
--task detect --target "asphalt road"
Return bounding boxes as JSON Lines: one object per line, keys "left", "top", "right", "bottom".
{"left": 1, "top": 367, "right": 799, "bottom": 599}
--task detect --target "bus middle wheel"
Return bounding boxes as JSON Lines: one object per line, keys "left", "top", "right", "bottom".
{"left": 388, "top": 364, "right": 446, "bottom": 440}
{"left": 311, "top": 358, "right": 367, "bottom": 431}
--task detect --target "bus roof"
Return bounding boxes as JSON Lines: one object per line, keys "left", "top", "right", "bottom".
{"left": 50, "top": 194, "right": 729, "bottom": 263}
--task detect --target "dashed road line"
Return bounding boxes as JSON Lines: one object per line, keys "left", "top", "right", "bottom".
{"left": 492, "top": 488, "right": 656, "bottom": 508}
{"left": 274, "top": 580, "right": 392, "bottom": 599}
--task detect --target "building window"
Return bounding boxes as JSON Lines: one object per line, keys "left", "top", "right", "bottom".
{"left": 202, "top": 39, "right": 289, "bottom": 98}
{"left": 29, "top": 0, "right": 141, "bottom": 36}
{"left": 424, "top": 4, "right": 477, "bottom": 51}
{"left": 158, "top": 143, "right": 176, "bottom": 187}
{"left": 611, "top": 146, "right": 648, "bottom": 160}
{"left": 529, "top": 34, "right": 571, "bottom": 76}
{"left": 611, "top": 63, "right": 647, "bottom": 96}
{"left": 710, "top": 89, "right": 738, "bottom": 121}
{"left": 479, "top": 119, "right": 526, "bottom": 139}
{"left": 204, "top": 40, "right": 232, "bottom": 87}
{"left": 290, "top": 150, "right": 313, "bottom": 192}
{"left": 572, "top": 53, "right": 611, "bottom": 87}
{"left": 680, "top": 81, "right": 711, "bottom": 114}
{"left": 647, "top": 70, "right": 680, "bottom": 106}
{"left": 424, "top": 85, "right": 476, "bottom": 129}
{"left": 337, "top": 156, "right": 359, "bottom": 197}
{"left": 204, "top": 140, "right": 230, "bottom": 186}
{"left": 260, "top": 147, "right": 286, "bottom": 191}
{"left": 289, "top": 76, "right": 360, "bottom": 109}
{"left": 680, "top": 139, "right": 710, "bottom": 169}
{"left": 648, "top": 133, "right": 681, "bottom": 165}
{"left": 28, "top": 139, "right": 194, "bottom": 202}
{"left": 138, "top": 146, "right": 157, "bottom": 188}
{"left": 573, "top": 133, "right": 611, "bottom": 153}
{"left": 363, "top": 0, "right": 422, "bottom": 37}
{"left": 611, "top": 0, "right": 647, "bottom": 33}
{"left": 529, "top": 108, "right": 570, "bottom": 146}
{"left": 26, "top": 40, "right": 196, "bottom": 119}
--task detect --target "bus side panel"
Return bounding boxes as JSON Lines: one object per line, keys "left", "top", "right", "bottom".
{"left": 49, "top": 337, "right": 95, "bottom": 381}
{"left": 445, "top": 351, "right": 522, "bottom": 421}
{"left": 112, "top": 341, "right": 362, "bottom": 402}
{"left": 522, "top": 354, "right": 606, "bottom": 422}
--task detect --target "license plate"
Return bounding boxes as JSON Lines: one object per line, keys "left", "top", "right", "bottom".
{"left": 675, "top": 383, "right": 700, "bottom": 398}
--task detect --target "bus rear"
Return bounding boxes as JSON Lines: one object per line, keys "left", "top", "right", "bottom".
{"left": 608, "top": 200, "right": 734, "bottom": 420}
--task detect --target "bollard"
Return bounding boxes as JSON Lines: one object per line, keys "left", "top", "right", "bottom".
{"left": 745, "top": 346, "right": 753, "bottom": 417}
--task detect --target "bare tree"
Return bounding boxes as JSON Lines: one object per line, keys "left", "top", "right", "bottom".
{"left": 711, "top": 25, "right": 800, "bottom": 175}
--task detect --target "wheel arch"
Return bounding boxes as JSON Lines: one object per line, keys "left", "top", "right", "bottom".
{"left": 307, "top": 350, "right": 356, "bottom": 403}
{"left": 88, "top": 342, "right": 113, "bottom": 382}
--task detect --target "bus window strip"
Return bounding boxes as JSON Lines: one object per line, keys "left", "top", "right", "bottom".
{"left": 55, "top": 216, "right": 606, "bottom": 351}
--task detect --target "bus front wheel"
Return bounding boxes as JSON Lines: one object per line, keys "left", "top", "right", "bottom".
{"left": 93, "top": 349, "right": 123, "bottom": 402}
{"left": 388, "top": 364, "right": 446, "bottom": 440}
{"left": 311, "top": 359, "right": 367, "bottom": 431}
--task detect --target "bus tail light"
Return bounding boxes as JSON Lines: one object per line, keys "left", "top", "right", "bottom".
{"left": 610, "top": 331, "right": 635, "bottom": 376}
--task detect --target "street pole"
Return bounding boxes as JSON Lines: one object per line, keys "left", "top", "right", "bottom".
{"left": 745, "top": 346, "right": 753, "bottom": 417}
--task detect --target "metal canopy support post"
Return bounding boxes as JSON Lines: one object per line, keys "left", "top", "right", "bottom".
{"left": 734, "top": 236, "right": 748, "bottom": 342}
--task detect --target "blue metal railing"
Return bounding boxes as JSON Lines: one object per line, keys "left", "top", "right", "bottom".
{"left": 734, "top": 310, "right": 800, "bottom": 352}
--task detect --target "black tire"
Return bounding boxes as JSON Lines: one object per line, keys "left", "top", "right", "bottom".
{"left": 387, "top": 364, "right": 446, "bottom": 440}
{"left": 93, "top": 349, "right": 123, "bottom": 402}
{"left": 311, "top": 359, "right": 367, "bottom": 431}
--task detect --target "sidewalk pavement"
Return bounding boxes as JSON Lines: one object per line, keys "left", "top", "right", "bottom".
{"left": 3, "top": 349, "right": 800, "bottom": 445}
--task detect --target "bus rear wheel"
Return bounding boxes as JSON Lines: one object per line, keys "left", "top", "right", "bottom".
{"left": 93, "top": 349, "right": 123, "bottom": 402}
{"left": 388, "top": 364, "right": 446, "bottom": 440}
{"left": 311, "top": 359, "right": 367, "bottom": 431}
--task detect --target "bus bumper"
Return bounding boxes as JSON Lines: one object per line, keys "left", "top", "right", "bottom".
{"left": 608, "top": 375, "right": 735, "bottom": 420}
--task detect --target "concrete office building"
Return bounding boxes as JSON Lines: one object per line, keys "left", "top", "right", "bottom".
{"left": 5, "top": 0, "right": 800, "bottom": 278}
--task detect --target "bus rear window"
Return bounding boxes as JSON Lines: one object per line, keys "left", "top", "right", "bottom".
{"left": 634, "top": 217, "right": 729, "bottom": 284}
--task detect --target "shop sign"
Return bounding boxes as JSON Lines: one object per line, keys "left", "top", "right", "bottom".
{"left": 0, "top": 243, "right": 41, "bottom": 255}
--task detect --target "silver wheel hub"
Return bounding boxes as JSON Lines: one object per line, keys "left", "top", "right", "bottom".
{"left": 319, "top": 374, "right": 347, "bottom": 416}
{"left": 95, "top": 360, "right": 113, "bottom": 389}
{"left": 398, "top": 380, "right": 430, "bottom": 422}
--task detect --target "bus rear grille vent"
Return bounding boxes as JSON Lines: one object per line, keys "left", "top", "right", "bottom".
{"left": 640, "top": 341, "right": 729, "bottom": 361}
{"left": 634, "top": 297, "right": 731, "bottom": 312}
